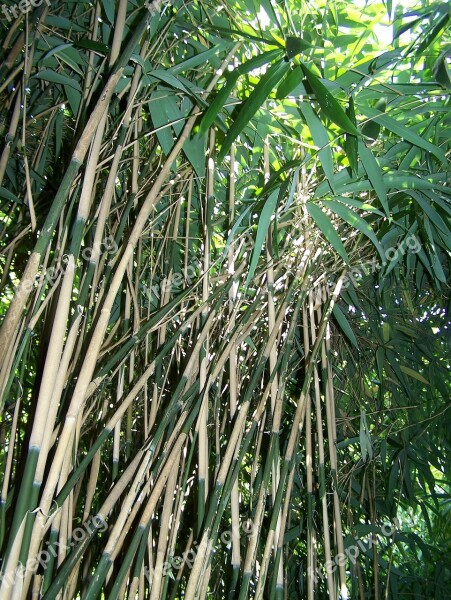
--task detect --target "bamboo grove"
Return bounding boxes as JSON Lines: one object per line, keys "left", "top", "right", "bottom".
{"left": 0, "top": 0, "right": 449, "bottom": 598}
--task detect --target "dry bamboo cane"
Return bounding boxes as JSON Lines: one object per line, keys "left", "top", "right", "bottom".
{"left": 40, "top": 449, "right": 147, "bottom": 600}
{"left": 39, "top": 44, "right": 239, "bottom": 500}
{"left": 323, "top": 324, "right": 349, "bottom": 599}
{"left": 41, "top": 0, "right": 129, "bottom": 409}
{"left": 311, "top": 297, "right": 335, "bottom": 600}
{"left": 84, "top": 435, "right": 186, "bottom": 600}
{"left": 304, "top": 299, "right": 314, "bottom": 600}
{"left": 0, "top": 256, "right": 76, "bottom": 599}
{"left": 278, "top": 272, "right": 346, "bottom": 600}
{"left": 0, "top": 89, "right": 21, "bottom": 186}
{"left": 237, "top": 381, "right": 278, "bottom": 597}
{"left": 2, "top": 2, "right": 127, "bottom": 572}
{"left": 0, "top": 391, "right": 21, "bottom": 525}
{"left": 24, "top": 357, "right": 158, "bottom": 597}
{"left": 260, "top": 282, "right": 307, "bottom": 599}
{"left": 241, "top": 237, "right": 312, "bottom": 598}
{"left": 150, "top": 468, "right": 178, "bottom": 600}
{"left": 21, "top": 312, "right": 83, "bottom": 596}
{"left": 196, "top": 129, "right": 214, "bottom": 571}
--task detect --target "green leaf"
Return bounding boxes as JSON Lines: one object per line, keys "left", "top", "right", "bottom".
{"left": 333, "top": 304, "right": 359, "bottom": 348}
{"left": 246, "top": 190, "right": 279, "bottom": 285}
{"left": 218, "top": 60, "right": 290, "bottom": 161}
{"left": 148, "top": 90, "right": 181, "bottom": 157}
{"left": 0, "top": 187, "right": 21, "bottom": 203}
{"left": 199, "top": 73, "right": 239, "bottom": 137}
{"left": 42, "top": 44, "right": 84, "bottom": 76}
{"left": 64, "top": 85, "right": 81, "bottom": 116}
{"left": 345, "top": 97, "right": 359, "bottom": 176}
{"left": 199, "top": 49, "right": 282, "bottom": 137}
{"left": 409, "top": 191, "right": 449, "bottom": 236}
{"left": 299, "top": 102, "right": 336, "bottom": 193}
{"left": 300, "top": 63, "right": 360, "bottom": 135}
{"left": 335, "top": 196, "right": 385, "bottom": 217}
{"left": 375, "top": 97, "right": 387, "bottom": 112}
{"left": 359, "top": 410, "right": 373, "bottom": 461}
{"left": 149, "top": 70, "right": 200, "bottom": 98}
{"left": 433, "top": 52, "right": 451, "bottom": 90}
{"left": 285, "top": 37, "right": 311, "bottom": 59}
{"left": 323, "top": 199, "right": 385, "bottom": 260}
{"left": 33, "top": 69, "right": 81, "bottom": 91}
{"left": 171, "top": 46, "right": 225, "bottom": 76}
{"left": 399, "top": 366, "right": 430, "bottom": 385}
{"left": 358, "top": 141, "right": 388, "bottom": 216}
{"left": 361, "top": 97, "right": 386, "bottom": 141}
{"left": 416, "top": 13, "right": 449, "bottom": 55}
{"left": 276, "top": 66, "right": 304, "bottom": 99}
{"left": 74, "top": 39, "right": 109, "bottom": 54}
{"left": 44, "top": 16, "right": 86, "bottom": 32}
{"left": 102, "top": 0, "right": 115, "bottom": 25}
{"left": 423, "top": 217, "right": 447, "bottom": 283}
{"left": 307, "top": 203, "right": 349, "bottom": 263}
{"left": 361, "top": 119, "right": 381, "bottom": 142}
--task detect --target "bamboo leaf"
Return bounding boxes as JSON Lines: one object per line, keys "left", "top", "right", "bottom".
{"left": 44, "top": 16, "right": 87, "bottom": 32}
{"left": 102, "top": 0, "right": 115, "bottom": 24}
{"left": 276, "top": 65, "right": 304, "bottom": 98}
{"left": 333, "top": 304, "right": 359, "bottom": 348}
{"left": 299, "top": 102, "right": 336, "bottom": 193}
{"left": 199, "top": 49, "right": 283, "bottom": 136}
{"left": 358, "top": 140, "right": 389, "bottom": 216}
{"left": 33, "top": 69, "right": 81, "bottom": 90}
{"left": 399, "top": 366, "right": 430, "bottom": 385}
{"left": 307, "top": 203, "right": 349, "bottom": 263}
{"left": 300, "top": 63, "right": 360, "bottom": 135}
{"left": 359, "top": 410, "right": 373, "bottom": 460}
{"left": 433, "top": 51, "right": 451, "bottom": 89}
{"left": 323, "top": 199, "right": 385, "bottom": 259}
{"left": 345, "top": 97, "right": 359, "bottom": 176}
{"left": 218, "top": 60, "right": 291, "bottom": 161}
{"left": 285, "top": 36, "right": 311, "bottom": 59}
